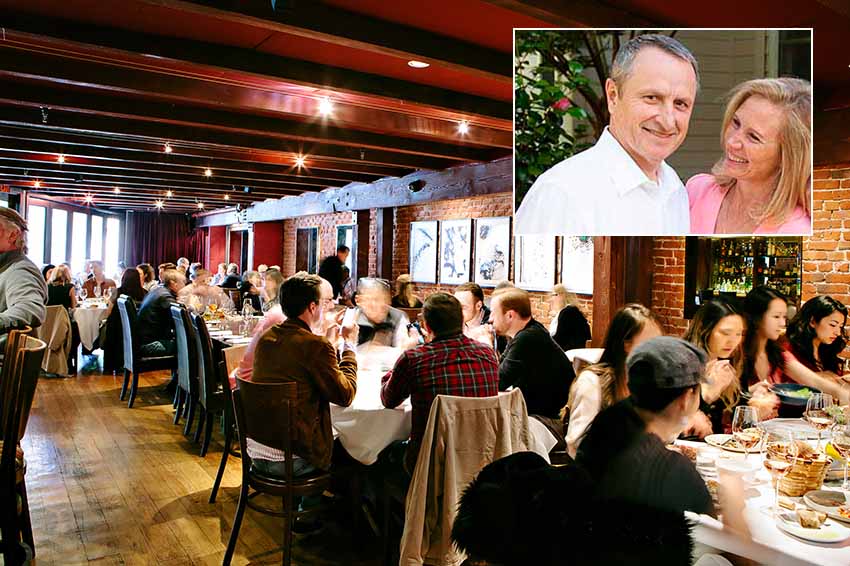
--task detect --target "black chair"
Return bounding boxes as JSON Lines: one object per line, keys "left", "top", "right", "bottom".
{"left": 170, "top": 304, "right": 200, "bottom": 437}
{"left": 191, "top": 313, "right": 228, "bottom": 457}
{"left": 209, "top": 360, "right": 238, "bottom": 504}
{"left": 223, "top": 378, "right": 331, "bottom": 566}
{"left": 117, "top": 296, "right": 176, "bottom": 408}
{"left": 0, "top": 334, "right": 46, "bottom": 564}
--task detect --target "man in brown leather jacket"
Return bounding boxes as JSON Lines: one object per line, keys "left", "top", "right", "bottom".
{"left": 251, "top": 272, "right": 358, "bottom": 473}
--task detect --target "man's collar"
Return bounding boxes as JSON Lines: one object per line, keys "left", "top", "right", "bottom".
{"left": 285, "top": 317, "right": 312, "bottom": 332}
{"left": 598, "top": 127, "right": 674, "bottom": 197}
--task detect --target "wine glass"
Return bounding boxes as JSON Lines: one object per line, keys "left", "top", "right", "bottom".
{"left": 805, "top": 393, "right": 835, "bottom": 450}
{"left": 94, "top": 285, "right": 102, "bottom": 299}
{"left": 80, "top": 287, "right": 88, "bottom": 301}
{"left": 832, "top": 421, "right": 850, "bottom": 492}
{"left": 732, "top": 406, "right": 761, "bottom": 460}
{"left": 763, "top": 429, "right": 798, "bottom": 517}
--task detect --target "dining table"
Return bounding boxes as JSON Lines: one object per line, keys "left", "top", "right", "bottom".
{"left": 72, "top": 299, "right": 109, "bottom": 350}
{"left": 678, "top": 430, "right": 850, "bottom": 566}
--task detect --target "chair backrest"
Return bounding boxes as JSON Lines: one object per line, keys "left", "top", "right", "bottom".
{"left": 223, "top": 344, "right": 247, "bottom": 380}
{"left": 1, "top": 336, "right": 46, "bottom": 481}
{"left": 400, "top": 389, "right": 531, "bottom": 566}
{"left": 0, "top": 327, "right": 29, "bottom": 408}
{"left": 38, "top": 305, "right": 72, "bottom": 374}
{"left": 232, "top": 377, "right": 296, "bottom": 478}
{"left": 170, "top": 304, "right": 198, "bottom": 393}
{"left": 117, "top": 295, "right": 137, "bottom": 370}
{"left": 191, "top": 313, "right": 217, "bottom": 408}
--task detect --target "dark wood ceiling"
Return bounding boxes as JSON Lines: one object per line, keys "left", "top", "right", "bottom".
{"left": 0, "top": 1, "right": 847, "bottom": 212}
{"left": 0, "top": 0, "right": 534, "bottom": 211}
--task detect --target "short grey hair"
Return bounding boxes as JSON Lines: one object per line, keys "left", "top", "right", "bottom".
{"left": 357, "top": 277, "right": 391, "bottom": 296}
{"left": 610, "top": 34, "right": 700, "bottom": 92}
{"left": 0, "top": 207, "right": 27, "bottom": 251}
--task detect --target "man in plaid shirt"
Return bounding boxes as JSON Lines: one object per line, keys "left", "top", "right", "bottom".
{"left": 381, "top": 292, "right": 499, "bottom": 480}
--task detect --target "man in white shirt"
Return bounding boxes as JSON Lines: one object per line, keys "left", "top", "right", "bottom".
{"left": 515, "top": 34, "right": 698, "bottom": 236}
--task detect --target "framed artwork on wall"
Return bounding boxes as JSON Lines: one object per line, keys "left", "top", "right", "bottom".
{"left": 561, "top": 236, "right": 594, "bottom": 295}
{"left": 439, "top": 219, "right": 472, "bottom": 285}
{"left": 474, "top": 216, "right": 511, "bottom": 287}
{"left": 516, "top": 234, "right": 556, "bottom": 291}
{"left": 409, "top": 220, "right": 438, "bottom": 283}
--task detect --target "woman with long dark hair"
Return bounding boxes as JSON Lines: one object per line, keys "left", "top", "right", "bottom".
{"left": 785, "top": 295, "right": 847, "bottom": 376}
{"left": 103, "top": 267, "right": 148, "bottom": 374}
{"left": 742, "top": 286, "right": 849, "bottom": 404}
{"left": 565, "top": 304, "right": 661, "bottom": 458}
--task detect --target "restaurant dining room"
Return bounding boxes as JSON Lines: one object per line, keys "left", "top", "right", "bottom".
{"left": 0, "top": 1, "right": 849, "bottom": 566}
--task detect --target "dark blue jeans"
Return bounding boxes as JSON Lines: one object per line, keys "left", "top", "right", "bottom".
{"left": 252, "top": 458, "right": 323, "bottom": 511}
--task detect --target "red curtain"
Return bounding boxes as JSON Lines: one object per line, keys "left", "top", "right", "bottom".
{"left": 125, "top": 212, "right": 204, "bottom": 268}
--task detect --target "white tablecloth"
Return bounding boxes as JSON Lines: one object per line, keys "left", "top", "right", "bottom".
{"left": 331, "top": 368, "right": 559, "bottom": 466}
{"left": 678, "top": 440, "right": 850, "bottom": 565}
{"left": 72, "top": 304, "right": 108, "bottom": 350}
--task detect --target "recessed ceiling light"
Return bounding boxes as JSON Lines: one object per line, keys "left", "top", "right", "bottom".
{"left": 458, "top": 120, "right": 470, "bottom": 135}
{"left": 166, "top": 190, "right": 173, "bottom": 198}
{"left": 204, "top": 168, "right": 213, "bottom": 177}
{"left": 33, "top": 180, "right": 41, "bottom": 188}
{"left": 164, "top": 142, "right": 173, "bottom": 153}
{"left": 295, "top": 155, "right": 306, "bottom": 168}
{"left": 197, "top": 202, "right": 204, "bottom": 209}
{"left": 84, "top": 194, "right": 94, "bottom": 204}
{"left": 113, "top": 187, "right": 120, "bottom": 194}
{"left": 57, "top": 154, "right": 65, "bottom": 164}
{"left": 155, "top": 200, "right": 164, "bottom": 209}
{"left": 318, "top": 97, "right": 333, "bottom": 116}
{"left": 407, "top": 60, "right": 430, "bottom": 69}
{"left": 224, "top": 194, "right": 230, "bottom": 200}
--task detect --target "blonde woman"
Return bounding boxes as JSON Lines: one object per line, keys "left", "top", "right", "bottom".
{"left": 391, "top": 274, "right": 423, "bottom": 308}
{"left": 687, "top": 78, "right": 811, "bottom": 234}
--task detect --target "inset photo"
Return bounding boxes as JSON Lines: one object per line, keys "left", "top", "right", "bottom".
{"left": 513, "top": 29, "right": 812, "bottom": 237}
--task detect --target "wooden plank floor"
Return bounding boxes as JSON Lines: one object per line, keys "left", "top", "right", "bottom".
{"left": 18, "top": 361, "right": 383, "bottom": 565}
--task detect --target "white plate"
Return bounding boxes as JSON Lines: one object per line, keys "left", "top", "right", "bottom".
{"left": 776, "top": 511, "right": 850, "bottom": 543}
{"left": 225, "top": 336, "right": 253, "bottom": 345}
{"left": 705, "top": 434, "right": 764, "bottom": 453}
{"left": 761, "top": 418, "right": 826, "bottom": 441}
{"left": 803, "top": 490, "right": 850, "bottom": 523}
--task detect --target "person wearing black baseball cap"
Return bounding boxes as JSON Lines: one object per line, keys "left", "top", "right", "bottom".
{"left": 575, "top": 336, "right": 715, "bottom": 516}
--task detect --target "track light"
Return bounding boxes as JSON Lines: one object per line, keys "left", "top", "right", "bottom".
{"left": 163, "top": 142, "right": 173, "bottom": 154}
{"left": 458, "top": 120, "right": 470, "bottom": 135}
{"left": 318, "top": 97, "right": 333, "bottom": 116}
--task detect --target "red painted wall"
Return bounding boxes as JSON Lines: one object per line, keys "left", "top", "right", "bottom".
{"left": 208, "top": 225, "right": 226, "bottom": 271}
{"left": 253, "top": 221, "right": 284, "bottom": 268}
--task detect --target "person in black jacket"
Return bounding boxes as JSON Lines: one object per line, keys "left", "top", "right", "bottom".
{"left": 490, "top": 288, "right": 574, "bottom": 441}
{"left": 318, "top": 245, "right": 349, "bottom": 299}
{"left": 136, "top": 269, "right": 185, "bottom": 356}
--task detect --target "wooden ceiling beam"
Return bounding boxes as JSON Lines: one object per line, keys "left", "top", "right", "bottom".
{"left": 1, "top": 12, "right": 511, "bottom": 119}
{"left": 0, "top": 127, "right": 403, "bottom": 178}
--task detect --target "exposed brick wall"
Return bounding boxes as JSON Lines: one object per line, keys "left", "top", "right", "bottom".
{"left": 281, "top": 210, "right": 367, "bottom": 277}
{"left": 805, "top": 167, "right": 850, "bottom": 304}
{"left": 391, "top": 194, "right": 592, "bottom": 328}
{"left": 651, "top": 237, "right": 688, "bottom": 336}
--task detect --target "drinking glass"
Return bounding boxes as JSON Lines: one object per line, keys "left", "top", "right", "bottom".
{"left": 731, "top": 406, "right": 761, "bottom": 460}
{"left": 832, "top": 421, "right": 850, "bottom": 492}
{"left": 805, "top": 393, "right": 835, "bottom": 450}
{"left": 94, "top": 285, "right": 102, "bottom": 298}
{"left": 80, "top": 288, "right": 88, "bottom": 301}
{"left": 763, "top": 429, "right": 798, "bottom": 517}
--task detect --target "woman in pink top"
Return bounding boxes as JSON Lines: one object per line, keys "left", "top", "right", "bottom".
{"left": 687, "top": 78, "right": 811, "bottom": 234}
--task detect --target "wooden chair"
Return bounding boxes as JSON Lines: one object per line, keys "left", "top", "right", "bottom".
{"left": 209, "top": 359, "right": 237, "bottom": 504}
{"left": 191, "top": 314, "right": 228, "bottom": 456}
{"left": 117, "top": 296, "right": 176, "bottom": 408}
{"left": 0, "top": 334, "right": 46, "bottom": 564}
{"left": 223, "top": 344, "right": 247, "bottom": 379}
{"left": 223, "top": 378, "right": 331, "bottom": 566}
{"left": 170, "top": 304, "right": 200, "bottom": 437}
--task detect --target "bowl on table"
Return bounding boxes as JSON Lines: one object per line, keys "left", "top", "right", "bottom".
{"left": 770, "top": 383, "right": 820, "bottom": 407}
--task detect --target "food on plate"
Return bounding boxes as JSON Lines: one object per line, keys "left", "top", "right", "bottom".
{"left": 667, "top": 444, "right": 698, "bottom": 462}
{"left": 782, "top": 387, "right": 813, "bottom": 399}
{"left": 796, "top": 508, "right": 828, "bottom": 529}
{"left": 778, "top": 496, "right": 796, "bottom": 511}
{"left": 705, "top": 479, "right": 719, "bottom": 502}
{"left": 807, "top": 490, "right": 845, "bottom": 508}
{"left": 838, "top": 506, "right": 850, "bottom": 520}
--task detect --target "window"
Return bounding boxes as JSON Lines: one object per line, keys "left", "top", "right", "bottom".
{"left": 104, "top": 217, "right": 121, "bottom": 276}
{"left": 50, "top": 209, "right": 68, "bottom": 265}
{"left": 778, "top": 30, "right": 811, "bottom": 82}
{"left": 71, "top": 212, "right": 88, "bottom": 275}
{"left": 26, "top": 205, "right": 45, "bottom": 266}
{"left": 90, "top": 216, "right": 103, "bottom": 261}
